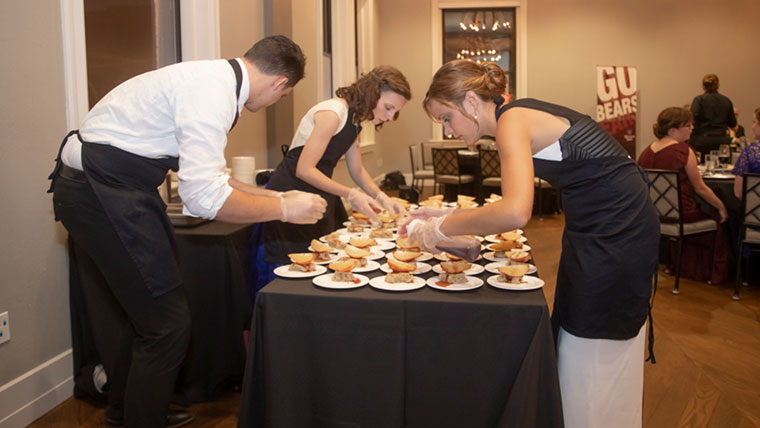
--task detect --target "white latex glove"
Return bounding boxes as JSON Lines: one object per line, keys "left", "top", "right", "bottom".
{"left": 375, "top": 192, "right": 406, "bottom": 216}
{"left": 406, "top": 215, "right": 456, "bottom": 254}
{"left": 347, "top": 188, "right": 382, "bottom": 224}
{"left": 399, "top": 206, "right": 455, "bottom": 237}
{"left": 278, "top": 190, "right": 327, "bottom": 224}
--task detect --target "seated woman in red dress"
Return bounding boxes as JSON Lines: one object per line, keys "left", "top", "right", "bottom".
{"left": 638, "top": 107, "right": 729, "bottom": 284}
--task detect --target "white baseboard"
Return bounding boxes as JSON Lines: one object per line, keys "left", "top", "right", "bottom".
{"left": 0, "top": 349, "right": 74, "bottom": 428}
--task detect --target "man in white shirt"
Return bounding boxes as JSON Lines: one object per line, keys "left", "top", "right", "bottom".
{"left": 48, "top": 35, "right": 325, "bottom": 428}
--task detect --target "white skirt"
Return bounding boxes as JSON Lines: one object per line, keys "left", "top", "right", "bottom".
{"left": 557, "top": 323, "right": 646, "bottom": 428}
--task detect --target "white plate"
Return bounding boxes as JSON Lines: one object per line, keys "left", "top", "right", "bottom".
{"left": 337, "top": 249, "right": 386, "bottom": 261}
{"left": 273, "top": 264, "right": 327, "bottom": 278}
{"left": 313, "top": 254, "right": 340, "bottom": 265}
{"left": 320, "top": 234, "right": 350, "bottom": 244}
{"left": 484, "top": 261, "right": 537, "bottom": 275}
{"left": 343, "top": 220, "right": 398, "bottom": 229}
{"left": 426, "top": 276, "right": 484, "bottom": 291}
{"left": 340, "top": 227, "right": 398, "bottom": 240}
{"left": 482, "top": 251, "right": 531, "bottom": 263}
{"left": 485, "top": 243, "right": 531, "bottom": 253}
{"left": 387, "top": 251, "right": 434, "bottom": 262}
{"left": 379, "top": 261, "right": 432, "bottom": 275}
{"left": 431, "top": 263, "right": 485, "bottom": 276}
{"left": 369, "top": 275, "right": 426, "bottom": 292}
{"left": 308, "top": 245, "right": 340, "bottom": 253}
{"left": 487, "top": 274, "right": 544, "bottom": 291}
{"left": 352, "top": 260, "right": 381, "bottom": 273}
{"left": 368, "top": 240, "right": 396, "bottom": 251}
{"left": 365, "top": 231, "right": 397, "bottom": 241}
{"left": 484, "top": 234, "right": 528, "bottom": 244}
{"left": 312, "top": 273, "right": 369, "bottom": 289}
{"left": 433, "top": 253, "right": 482, "bottom": 262}
{"left": 333, "top": 227, "right": 365, "bottom": 236}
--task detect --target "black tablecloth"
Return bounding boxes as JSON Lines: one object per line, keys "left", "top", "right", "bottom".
{"left": 238, "top": 257, "right": 563, "bottom": 428}
{"left": 69, "top": 221, "right": 253, "bottom": 403}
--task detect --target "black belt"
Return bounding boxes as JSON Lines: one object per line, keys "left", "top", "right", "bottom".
{"left": 60, "top": 164, "right": 86, "bottom": 181}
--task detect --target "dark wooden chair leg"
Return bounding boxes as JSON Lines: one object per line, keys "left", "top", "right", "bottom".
{"left": 673, "top": 235, "right": 683, "bottom": 294}
{"left": 733, "top": 247, "right": 743, "bottom": 301}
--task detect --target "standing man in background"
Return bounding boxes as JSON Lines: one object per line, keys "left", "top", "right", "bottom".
{"left": 690, "top": 73, "right": 736, "bottom": 162}
{"left": 48, "top": 35, "right": 325, "bottom": 428}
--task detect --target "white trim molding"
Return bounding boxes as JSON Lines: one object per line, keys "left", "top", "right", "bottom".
{"left": 430, "top": 0, "right": 527, "bottom": 139}
{"left": 0, "top": 350, "right": 74, "bottom": 428}
{"left": 356, "top": 0, "right": 378, "bottom": 148}
{"left": 60, "top": 0, "right": 88, "bottom": 129}
{"left": 179, "top": 0, "right": 221, "bottom": 61}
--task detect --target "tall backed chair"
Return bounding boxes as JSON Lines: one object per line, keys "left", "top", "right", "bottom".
{"left": 645, "top": 169, "right": 718, "bottom": 294}
{"left": 409, "top": 143, "right": 435, "bottom": 194}
{"left": 734, "top": 172, "right": 760, "bottom": 300}
{"left": 479, "top": 148, "right": 501, "bottom": 197}
{"left": 432, "top": 147, "right": 474, "bottom": 197}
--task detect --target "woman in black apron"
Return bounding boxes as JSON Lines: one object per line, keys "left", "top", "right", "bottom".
{"left": 405, "top": 60, "right": 658, "bottom": 428}
{"left": 251, "top": 66, "right": 411, "bottom": 293}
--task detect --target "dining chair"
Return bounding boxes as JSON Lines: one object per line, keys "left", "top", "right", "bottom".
{"left": 432, "top": 147, "right": 474, "bottom": 197}
{"left": 409, "top": 143, "right": 435, "bottom": 194}
{"left": 733, "top": 172, "right": 760, "bottom": 300}
{"left": 645, "top": 169, "right": 718, "bottom": 294}
{"left": 479, "top": 148, "right": 501, "bottom": 197}
{"left": 420, "top": 141, "right": 440, "bottom": 171}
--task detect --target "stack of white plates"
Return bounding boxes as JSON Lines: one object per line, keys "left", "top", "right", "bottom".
{"left": 231, "top": 156, "right": 256, "bottom": 185}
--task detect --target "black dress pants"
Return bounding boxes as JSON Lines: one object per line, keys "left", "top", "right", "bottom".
{"left": 53, "top": 170, "right": 191, "bottom": 428}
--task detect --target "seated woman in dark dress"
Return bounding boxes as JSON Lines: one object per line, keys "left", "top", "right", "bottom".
{"left": 638, "top": 107, "right": 729, "bottom": 284}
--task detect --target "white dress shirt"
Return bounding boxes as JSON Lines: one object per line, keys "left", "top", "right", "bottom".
{"left": 61, "top": 58, "right": 248, "bottom": 219}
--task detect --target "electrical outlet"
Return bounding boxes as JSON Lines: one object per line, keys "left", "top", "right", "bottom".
{"left": 0, "top": 311, "right": 10, "bottom": 345}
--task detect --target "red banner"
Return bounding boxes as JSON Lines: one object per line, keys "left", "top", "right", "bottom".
{"left": 596, "top": 66, "right": 637, "bottom": 157}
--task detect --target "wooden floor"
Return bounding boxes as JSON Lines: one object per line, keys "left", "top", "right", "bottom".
{"left": 28, "top": 213, "right": 760, "bottom": 427}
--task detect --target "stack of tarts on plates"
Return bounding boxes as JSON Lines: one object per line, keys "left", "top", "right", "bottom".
{"left": 310, "top": 239, "right": 337, "bottom": 264}
{"left": 274, "top": 253, "right": 327, "bottom": 278}
{"left": 487, "top": 263, "right": 545, "bottom": 291}
{"left": 313, "top": 259, "right": 369, "bottom": 289}
{"left": 456, "top": 194, "right": 477, "bottom": 209}
{"left": 338, "top": 245, "right": 380, "bottom": 273}
{"left": 370, "top": 256, "right": 426, "bottom": 291}
{"left": 426, "top": 259, "right": 484, "bottom": 291}
{"left": 381, "top": 249, "right": 431, "bottom": 275}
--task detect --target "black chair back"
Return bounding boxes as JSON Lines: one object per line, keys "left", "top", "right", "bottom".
{"left": 479, "top": 148, "right": 501, "bottom": 178}
{"left": 432, "top": 148, "right": 460, "bottom": 176}
{"left": 742, "top": 172, "right": 760, "bottom": 228}
{"left": 645, "top": 169, "right": 683, "bottom": 224}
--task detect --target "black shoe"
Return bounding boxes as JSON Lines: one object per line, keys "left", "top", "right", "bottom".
{"left": 105, "top": 409, "right": 194, "bottom": 427}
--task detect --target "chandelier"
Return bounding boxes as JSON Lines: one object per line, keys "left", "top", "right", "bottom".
{"left": 456, "top": 48, "right": 501, "bottom": 63}
{"left": 458, "top": 11, "right": 511, "bottom": 32}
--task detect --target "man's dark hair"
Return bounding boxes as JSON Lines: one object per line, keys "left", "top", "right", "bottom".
{"left": 244, "top": 35, "right": 306, "bottom": 88}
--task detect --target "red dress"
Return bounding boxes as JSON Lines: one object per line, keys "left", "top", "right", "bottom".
{"left": 638, "top": 142, "right": 729, "bottom": 284}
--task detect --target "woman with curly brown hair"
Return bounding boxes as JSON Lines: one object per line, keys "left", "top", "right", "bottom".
{"left": 251, "top": 66, "right": 411, "bottom": 289}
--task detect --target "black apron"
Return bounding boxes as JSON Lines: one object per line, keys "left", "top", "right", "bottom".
{"left": 497, "top": 98, "right": 659, "bottom": 341}
{"left": 263, "top": 107, "right": 361, "bottom": 264}
{"left": 49, "top": 59, "right": 243, "bottom": 296}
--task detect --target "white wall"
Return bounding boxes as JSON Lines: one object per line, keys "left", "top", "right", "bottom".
{"left": 374, "top": 0, "right": 760, "bottom": 179}
{"left": 0, "top": 1, "right": 74, "bottom": 426}
{"left": 526, "top": 0, "right": 759, "bottom": 155}
{"left": 220, "top": 0, "right": 269, "bottom": 165}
